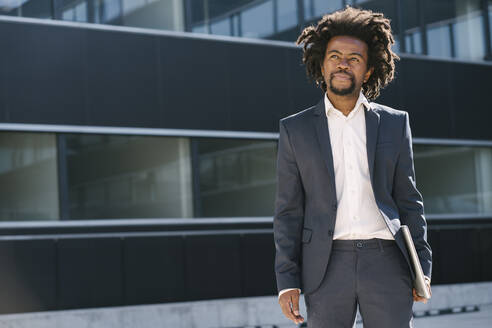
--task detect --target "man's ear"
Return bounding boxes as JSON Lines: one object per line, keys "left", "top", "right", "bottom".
{"left": 364, "top": 66, "right": 374, "bottom": 83}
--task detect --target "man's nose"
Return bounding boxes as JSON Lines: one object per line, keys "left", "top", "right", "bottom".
{"left": 337, "top": 58, "right": 349, "bottom": 68}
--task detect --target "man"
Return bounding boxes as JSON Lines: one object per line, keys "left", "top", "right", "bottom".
{"left": 273, "top": 6, "right": 432, "bottom": 328}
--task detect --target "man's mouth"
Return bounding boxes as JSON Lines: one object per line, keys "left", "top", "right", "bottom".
{"left": 333, "top": 73, "right": 352, "bottom": 80}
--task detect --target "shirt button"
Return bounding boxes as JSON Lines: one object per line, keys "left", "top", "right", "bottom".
{"left": 328, "top": 229, "right": 334, "bottom": 236}
{"left": 332, "top": 203, "right": 337, "bottom": 211}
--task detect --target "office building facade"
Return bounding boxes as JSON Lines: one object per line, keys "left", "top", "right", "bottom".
{"left": 0, "top": 0, "right": 491, "bottom": 314}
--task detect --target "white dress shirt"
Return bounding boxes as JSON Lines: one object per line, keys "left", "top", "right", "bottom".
{"left": 278, "top": 91, "right": 394, "bottom": 298}
{"left": 326, "top": 91, "right": 394, "bottom": 241}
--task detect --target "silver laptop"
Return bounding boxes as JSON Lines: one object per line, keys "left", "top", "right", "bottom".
{"left": 401, "top": 225, "right": 431, "bottom": 299}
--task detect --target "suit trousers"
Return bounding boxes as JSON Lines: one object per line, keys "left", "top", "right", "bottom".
{"left": 304, "top": 238, "right": 414, "bottom": 328}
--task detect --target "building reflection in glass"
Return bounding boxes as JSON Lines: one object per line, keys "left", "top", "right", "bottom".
{"left": 414, "top": 144, "right": 492, "bottom": 216}
{"left": 0, "top": 132, "right": 59, "bottom": 221}
{"left": 195, "top": 138, "right": 277, "bottom": 217}
{"left": 64, "top": 134, "right": 193, "bottom": 219}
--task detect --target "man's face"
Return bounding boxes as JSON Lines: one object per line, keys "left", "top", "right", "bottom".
{"left": 320, "top": 35, "right": 373, "bottom": 96}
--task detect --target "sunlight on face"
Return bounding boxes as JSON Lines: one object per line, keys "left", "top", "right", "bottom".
{"left": 321, "top": 35, "right": 373, "bottom": 96}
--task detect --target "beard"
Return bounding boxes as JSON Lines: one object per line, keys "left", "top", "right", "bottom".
{"left": 329, "top": 73, "right": 356, "bottom": 96}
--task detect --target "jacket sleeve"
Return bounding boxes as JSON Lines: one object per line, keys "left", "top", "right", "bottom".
{"left": 392, "top": 112, "right": 433, "bottom": 279}
{"left": 273, "top": 119, "right": 305, "bottom": 293}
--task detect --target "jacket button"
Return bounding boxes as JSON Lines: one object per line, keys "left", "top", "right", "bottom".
{"left": 332, "top": 204, "right": 337, "bottom": 211}
{"left": 328, "top": 229, "right": 334, "bottom": 236}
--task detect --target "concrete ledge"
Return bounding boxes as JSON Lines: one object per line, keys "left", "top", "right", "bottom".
{"left": 0, "top": 295, "right": 298, "bottom": 328}
{"left": 412, "top": 281, "right": 492, "bottom": 312}
{"left": 0, "top": 282, "right": 491, "bottom": 328}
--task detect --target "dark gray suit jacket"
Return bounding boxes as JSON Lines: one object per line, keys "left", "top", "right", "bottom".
{"left": 273, "top": 96, "right": 432, "bottom": 295}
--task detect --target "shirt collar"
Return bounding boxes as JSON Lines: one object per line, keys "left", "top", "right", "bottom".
{"left": 324, "top": 90, "right": 371, "bottom": 118}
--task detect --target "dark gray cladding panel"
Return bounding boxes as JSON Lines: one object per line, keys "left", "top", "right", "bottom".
{"left": 0, "top": 239, "right": 56, "bottom": 314}
{"left": 159, "top": 36, "right": 232, "bottom": 131}
{"left": 480, "top": 229, "right": 492, "bottom": 280}
{"left": 0, "top": 221, "right": 490, "bottom": 314}
{"left": 241, "top": 233, "right": 277, "bottom": 296}
{"left": 435, "top": 228, "right": 481, "bottom": 284}
{"left": 397, "top": 57, "right": 455, "bottom": 139}
{"left": 374, "top": 59, "right": 400, "bottom": 110}
{"left": 284, "top": 47, "right": 322, "bottom": 119}
{"left": 56, "top": 238, "right": 123, "bottom": 310}
{"left": 1, "top": 19, "right": 492, "bottom": 139}
{"left": 0, "top": 21, "right": 87, "bottom": 125}
{"left": 185, "top": 234, "right": 243, "bottom": 300}
{"left": 85, "top": 29, "right": 162, "bottom": 128}
{"left": 124, "top": 236, "right": 186, "bottom": 304}
{"left": 451, "top": 62, "right": 492, "bottom": 140}
{"left": 226, "top": 43, "right": 290, "bottom": 132}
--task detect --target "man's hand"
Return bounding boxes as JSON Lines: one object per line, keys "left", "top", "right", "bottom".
{"left": 413, "top": 278, "right": 432, "bottom": 303}
{"left": 278, "top": 289, "right": 304, "bottom": 324}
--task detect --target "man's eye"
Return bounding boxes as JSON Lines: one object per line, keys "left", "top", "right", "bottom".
{"left": 331, "top": 55, "right": 338, "bottom": 59}
{"left": 350, "top": 58, "right": 359, "bottom": 62}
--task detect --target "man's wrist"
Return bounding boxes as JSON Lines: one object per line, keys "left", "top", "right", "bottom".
{"left": 278, "top": 288, "right": 301, "bottom": 298}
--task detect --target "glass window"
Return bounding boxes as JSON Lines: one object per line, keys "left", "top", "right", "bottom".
{"left": 303, "top": 0, "right": 312, "bottom": 20}
{"left": 404, "top": 34, "right": 411, "bottom": 53}
{"left": 210, "top": 17, "right": 231, "bottom": 36}
{"left": 423, "top": 0, "right": 486, "bottom": 60}
{"left": 64, "top": 134, "right": 193, "bottom": 219}
{"left": 393, "top": 38, "right": 400, "bottom": 54}
{"left": 414, "top": 145, "right": 492, "bottom": 216}
{"left": 0, "top": 2, "right": 18, "bottom": 16}
{"left": 413, "top": 31, "right": 423, "bottom": 53}
{"left": 232, "top": 14, "right": 240, "bottom": 36}
{"left": 241, "top": 0, "right": 274, "bottom": 38}
{"left": 95, "top": 0, "right": 122, "bottom": 23}
{"left": 119, "top": 0, "right": 185, "bottom": 31}
{"left": 0, "top": 132, "right": 59, "bottom": 221}
{"left": 122, "top": 0, "right": 145, "bottom": 13}
{"left": 427, "top": 23, "right": 452, "bottom": 58}
{"left": 490, "top": 1, "right": 492, "bottom": 48}
{"left": 313, "top": 0, "right": 343, "bottom": 19}
{"left": 404, "top": 30, "right": 422, "bottom": 54}
{"left": 453, "top": 11, "right": 485, "bottom": 60}
{"left": 193, "top": 0, "right": 255, "bottom": 25}
{"left": 196, "top": 138, "right": 277, "bottom": 217}
{"left": 401, "top": 0, "right": 422, "bottom": 55}
{"left": 277, "top": 0, "right": 298, "bottom": 32}
{"left": 0, "top": 0, "right": 52, "bottom": 18}
{"left": 59, "top": 0, "right": 186, "bottom": 32}
{"left": 62, "top": 1, "right": 88, "bottom": 22}
{"left": 304, "top": 0, "right": 344, "bottom": 21}
{"left": 192, "top": 24, "right": 207, "bottom": 34}
{"left": 355, "top": 0, "right": 400, "bottom": 54}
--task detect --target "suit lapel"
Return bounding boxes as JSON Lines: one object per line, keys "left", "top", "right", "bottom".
{"left": 365, "top": 105, "right": 380, "bottom": 188}
{"left": 313, "top": 97, "right": 337, "bottom": 196}
{"left": 313, "top": 97, "right": 381, "bottom": 195}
